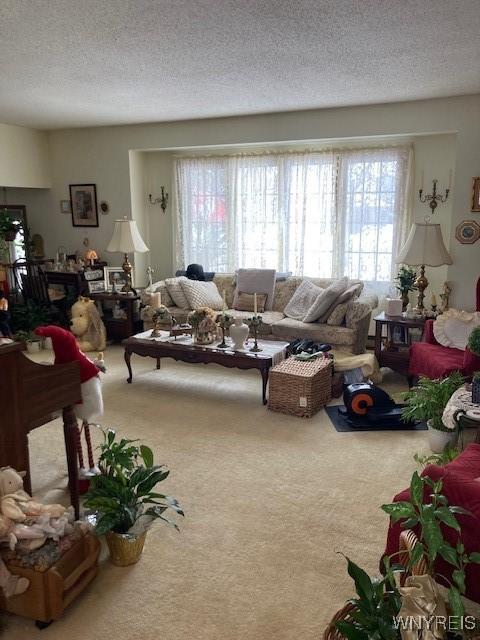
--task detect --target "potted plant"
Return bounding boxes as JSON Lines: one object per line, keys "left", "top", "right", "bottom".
{"left": 401, "top": 372, "right": 465, "bottom": 453}
{"left": 84, "top": 429, "right": 183, "bottom": 566}
{"left": 0, "top": 210, "right": 20, "bottom": 241}
{"left": 15, "top": 329, "right": 42, "bottom": 353}
{"left": 394, "top": 266, "right": 417, "bottom": 311}
{"left": 467, "top": 326, "right": 480, "bottom": 402}
{"left": 382, "top": 471, "right": 480, "bottom": 619}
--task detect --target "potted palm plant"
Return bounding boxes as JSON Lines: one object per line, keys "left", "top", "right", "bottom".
{"left": 84, "top": 429, "right": 184, "bottom": 566}
{"left": 394, "top": 266, "right": 417, "bottom": 311}
{"left": 401, "top": 372, "right": 465, "bottom": 453}
{"left": 467, "top": 326, "right": 480, "bottom": 403}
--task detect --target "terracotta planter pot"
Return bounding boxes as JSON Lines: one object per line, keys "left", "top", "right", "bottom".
{"left": 105, "top": 531, "right": 146, "bottom": 566}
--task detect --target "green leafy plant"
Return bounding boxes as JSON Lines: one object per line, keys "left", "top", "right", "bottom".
{"left": 14, "top": 329, "right": 39, "bottom": 344}
{"left": 467, "top": 326, "right": 480, "bottom": 357}
{"left": 413, "top": 445, "right": 459, "bottom": 468}
{"left": 401, "top": 372, "right": 465, "bottom": 432}
{"left": 382, "top": 472, "right": 480, "bottom": 618}
{"left": 0, "top": 210, "right": 20, "bottom": 239}
{"left": 394, "top": 266, "right": 417, "bottom": 295}
{"left": 84, "top": 429, "right": 183, "bottom": 536}
{"left": 334, "top": 556, "right": 401, "bottom": 640}
{"left": 10, "top": 299, "right": 60, "bottom": 333}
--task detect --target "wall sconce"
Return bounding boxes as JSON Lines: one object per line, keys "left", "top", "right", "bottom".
{"left": 419, "top": 172, "right": 451, "bottom": 215}
{"left": 149, "top": 186, "right": 169, "bottom": 213}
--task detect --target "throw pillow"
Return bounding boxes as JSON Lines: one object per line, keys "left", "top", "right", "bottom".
{"left": 303, "top": 276, "right": 349, "bottom": 323}
{"left": 336, "top": 282, "right": 363, "bottom": 304}
{"left": 327, "top": 301, "right": 351, "bottom": 326}
{"left": 145, "top": 280, "right": 174, "bottom": 307}
{"left": 180, "top": 279, "right": 224, "bottom": 311}
{"left": 164, "top": 276, "right": 190, "bottom": 309}
{"left": 284, "top": 280, "right": 324, "bottom": 321}
{"left": 234, "top": 268, "right": 276, "bottom": 310}
{"left": 233, "top": 291, "right": 267, "bottom": 313}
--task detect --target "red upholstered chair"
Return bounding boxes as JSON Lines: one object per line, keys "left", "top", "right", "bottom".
{"left": 383, "top": 443, "right": 480, "bottom": 605}
{"left": 408, "top": 278, "right": 480, "bottom": 381}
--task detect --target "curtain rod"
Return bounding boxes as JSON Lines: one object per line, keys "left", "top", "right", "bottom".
{"left": 172, "top": 143, "right": 413, "bottom": 161}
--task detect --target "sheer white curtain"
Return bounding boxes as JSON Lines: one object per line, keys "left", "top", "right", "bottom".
{"left": 174, "top": 146, "right": 413, "bottom": 293}
{"left": 336, "top": 146, "right": 413, "bottom": 295}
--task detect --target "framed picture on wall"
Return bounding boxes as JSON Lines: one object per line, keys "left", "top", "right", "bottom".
{"left": 472, "top": 177, "right": 480, "bottom": 213}
{"left": 69, "top": 184, "right": 98, "bottom": 227}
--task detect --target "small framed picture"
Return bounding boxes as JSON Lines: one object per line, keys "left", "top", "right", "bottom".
{"left": 88, "top": 280, "right": 106, "bottom": 293}
{"left": 472, "top": 177, "right": 480, "bottom": 213}
{"left": 84, "top": 268, "right": 104, "bottom": 281}
{"left": 104, "top": 266, "right": 132, "bottom": 291}
{"left": 69, "top": 184, "right": 99, "bottom": 227}
{"left": 60, "top": 199, "right": 71, "bottom": 214}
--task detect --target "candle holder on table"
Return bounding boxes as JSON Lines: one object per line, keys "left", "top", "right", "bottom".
{"left": 216, "top": 312, "right": 234, "bottom": 348}
{"left": 246, "top": 315, "right": 263, "bottom": 352}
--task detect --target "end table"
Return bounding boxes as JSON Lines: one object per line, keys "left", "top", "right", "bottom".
{"left": 374, "top": 312, "right": 425, "bottom": 377}
{"left": 90, "top": 292, "right": 143, "bottom": 341}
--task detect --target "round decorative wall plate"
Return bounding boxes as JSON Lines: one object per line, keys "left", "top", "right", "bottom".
{"left": 100, "top": 201, "right": 110, "bottom": 214}
{"left": 455, "top": 220, "right": 480, "bottom": 244}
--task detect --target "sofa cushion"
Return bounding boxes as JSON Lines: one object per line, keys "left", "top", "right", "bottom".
{"left": 272, "top": 277, "right": 364, "bottom": 313}
{"left": 144, "top": 280, "right": 174, "bottom": 307}
{"left": 284, "top": 280, "right": 323, "bottom": 321}
{"left": 235, "top": 268, "right": 276, "bottom": 310}
{"left": 180, "top": 279, "right": 224, "bottom": 310}
{"left": 232, "top": 291, "right": 267, "bottom": 313}
{"left": 165, "top": 276, "right": 190, "bottom": 309}
{"left": 303, "top": 276, "right": 349, "bottom": 323}
{"left": 327, "top": 301, "right": 350, "bottom": 326}
{"left": 271, "top": 317, "right": 355, "bottom": 346}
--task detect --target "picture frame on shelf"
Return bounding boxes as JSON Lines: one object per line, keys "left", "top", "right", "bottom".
{"left": 104, "top": 266, "right": 132, "bottom": 291}
{"left": 88, "top": 280, "right": 106, "bottom": 293}
{"left": 472, "top": 177, "right": 480, "bottom": 213}
{"left": 69, "top": 184, "right": 98, "bottom": 227}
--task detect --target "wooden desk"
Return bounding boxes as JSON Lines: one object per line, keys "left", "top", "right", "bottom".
{"left": 0, "top": 342, "right": 82, "bottom": 517}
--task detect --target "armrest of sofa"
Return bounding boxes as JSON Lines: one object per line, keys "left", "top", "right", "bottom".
{"left": 463, "top": 347, "right": 480, "bottom": 377}
{"left": 345, "top": 294, "right": 379, "bottom": 354}
{"left": 422, "top": 319, "right": 439, "bottom": 345}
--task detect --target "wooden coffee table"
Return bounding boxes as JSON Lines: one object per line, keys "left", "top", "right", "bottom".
{"left": 123, "top": 334, "right": 288, "bottom": 405}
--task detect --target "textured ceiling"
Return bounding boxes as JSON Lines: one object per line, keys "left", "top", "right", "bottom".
{"left": 0, "top": 0, "right": 479, "bottom": 130}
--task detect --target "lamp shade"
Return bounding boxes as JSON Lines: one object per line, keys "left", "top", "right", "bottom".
{"left": 106, "top": 218, "right": 149, "bottom": 253}
{"left": 396, "top": 223, "right": 452, "bottom": 266}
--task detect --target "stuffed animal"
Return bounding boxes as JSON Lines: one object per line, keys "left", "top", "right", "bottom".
{"left": 70, "top": 296, "right": 106, "bottom": 352}
{"left": 0, "top": 467, "right": 73, "bottom": 552}
{"left": 0, "top": 558, "right": 29, "bottom": 598}
{"left": 34, "top": 326, "right": 103, "bottom": 478}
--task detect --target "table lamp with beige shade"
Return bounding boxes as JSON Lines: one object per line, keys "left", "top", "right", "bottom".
{"left": 395, "top": 221, "right": 452, "bottom": 313}
{"left": 106, "top": 217, "right": 149, "bottom": 293}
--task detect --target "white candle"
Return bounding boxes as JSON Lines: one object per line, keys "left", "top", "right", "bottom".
{"left": 254, "top": 293, "right": 257, "bottom": 316}
{"left": 431, "top": 293, "right": 436, "bottom": 306}
{"left": 151, "top": 292, "right": 161, "bottom": 309}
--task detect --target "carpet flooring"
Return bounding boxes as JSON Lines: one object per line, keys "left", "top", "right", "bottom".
{"left": 3, "top": 346, "right": 430, "bottom": 640}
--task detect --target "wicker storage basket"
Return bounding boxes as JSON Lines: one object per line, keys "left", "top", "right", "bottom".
{"left": 268, "top": 356, "right": 332, "bottom": 417}
{"left": 323, "top": 530, "right": 430, "bottom": 640}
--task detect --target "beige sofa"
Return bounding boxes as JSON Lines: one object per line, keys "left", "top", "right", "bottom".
{"left": 141, "top": 275, "right": 378, "bottom": 354}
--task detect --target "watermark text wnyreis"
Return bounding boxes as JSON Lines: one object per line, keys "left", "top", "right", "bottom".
{"left": 394, "top": 615, "right": 477, "bottom": 632}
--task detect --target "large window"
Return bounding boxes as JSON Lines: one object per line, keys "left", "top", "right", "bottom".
{"left": 174, "top": 147, "right": 412, "bottom": 291}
